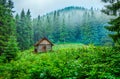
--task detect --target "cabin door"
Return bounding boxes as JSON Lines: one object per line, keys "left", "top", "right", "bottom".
{"left": 42, "top": 45, "right": 46, "bottom": 52}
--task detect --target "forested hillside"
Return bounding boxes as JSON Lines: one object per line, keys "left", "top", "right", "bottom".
{"left": 14, "top": 6, "right": 114, "bottom": 51}
{"left": 32, "top": 6, "right": 113, "bottom": 45}
{"left": 0, "top": 0, "right": 120, "bottom": 78}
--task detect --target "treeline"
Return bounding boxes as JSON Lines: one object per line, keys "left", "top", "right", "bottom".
{"left": 0, "top": 0, "right": 113, "bottom": 61}
{"left": 32, "top": 6, "right": 113, "bottom": 45}
{"left": 15, "top": 7, "right": 114, "bottom": 51}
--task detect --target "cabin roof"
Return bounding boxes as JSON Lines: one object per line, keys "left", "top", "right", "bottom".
{"left": 34, "top": 37, "right": 54, "bottom": 46}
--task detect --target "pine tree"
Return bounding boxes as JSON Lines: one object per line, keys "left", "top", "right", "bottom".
{"left": 52, "top": 11, "right": 60, "bottom": 42}
{"left": 33, "top": 15, "right": 42, "bottom": 43}
{"left": 26, "top": 9, "right": 33, "bottom": 46}
{"left": 60, "top": 18, "right": 68, "bottom": 42}
{"left": 0, "top": 0, "right": 19, "bottom": 61}
{"left": 82, "top": 11, "right": 92, "bottom": 44}
{"left": 0, "top": 5, "right": 6, "bottom": 55}
{"left": 4, "top": 36, "right": 18, "bottom": 62}
{"left": 102, "top": 0, "right": 120, "bottom": 45}
{"left": 46, "top": 15, "right": 52, "bottom": 38}
{"left": 16, "top": 9, "right": 33, "bottom": 50}
{"left": 105, "top": 17, "right": 120, "bottom": 45}
{"left": 17, "top": 9, "right": 26, "bottom": 50}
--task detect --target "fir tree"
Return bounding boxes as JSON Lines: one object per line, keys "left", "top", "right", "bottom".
{"left": 26, "top": 9, "right": 33, "bottom": 46}
{"left": 16, "top": 9, "right": 33, "bottom": 50}
{"left": 102, "top": 0, "right": 120, "bottom": 45}
{"left": 60, "top": 18, "right": 68, "bottom": 42}
{"left": 0, "top": 0, "right": 19, "bottom": 61}
{"left": 52, "top": 11, "right": 60, "bottom": 42}
{"left": 33, "top": 15, "right": 42, "bottom": 43}
{"left": 17, "top": 9, "right": 26, "bottom": 50}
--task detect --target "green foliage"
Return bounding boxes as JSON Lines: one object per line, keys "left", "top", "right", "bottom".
{"left": 0, "top": 0, "right": 19, "bottom": 62}
{"left": 105, "top": 17, "right": 120, "bottom": 45}
{"left": 15, "top": 9, "right": 33, "bottom": 50}
{"left": 33, "top": 6, "right": 113, "bottom": 45}
{"left": 3, "top": 36, "right": 19, "bottom": 62}
{"left": 0, "top": 44, "right": 120, "bottom": 79}
{"left": 33, "top": 15, "right": 42, "bottom": 43}
{"left": 102, "top": 0, "right": 120, "bottom": 46}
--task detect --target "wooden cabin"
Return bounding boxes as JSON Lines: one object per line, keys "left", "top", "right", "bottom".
{"left": 34, "top": 37, "right": 53, "bottom": 52}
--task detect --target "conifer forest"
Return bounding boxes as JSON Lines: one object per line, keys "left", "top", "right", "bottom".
{"left": 0, "top": 0, "right": 120, "bottom": 79}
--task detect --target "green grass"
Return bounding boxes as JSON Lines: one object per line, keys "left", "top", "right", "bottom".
{"left": 53, "top": 43, "right": 84, "bottom": 50}
{"left": 0, "top": 44, "right": 120, "bottom": 79}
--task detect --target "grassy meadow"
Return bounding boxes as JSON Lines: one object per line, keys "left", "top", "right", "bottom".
{"left": 0, "top": 44, "right": 120, "bottom": 79}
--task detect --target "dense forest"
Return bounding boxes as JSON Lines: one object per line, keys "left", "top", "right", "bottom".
{"left": 16, "top": 6, "right": 114, "bottom": 50}
{"left": 0, "top": 0, "right": 115, "bottom": 53}
{"left": 32, "top": 6, "right": 113, "bottom": 45}
{"left": 0, "top": 0, "right": 120, "bottom": 78}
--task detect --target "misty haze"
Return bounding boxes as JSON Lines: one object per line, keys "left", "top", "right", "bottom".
{"left": 0, "top": 0, "right": 120, "bottom": 79}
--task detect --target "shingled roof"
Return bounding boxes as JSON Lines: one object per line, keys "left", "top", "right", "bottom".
{"left": 34, "top": 37, "right": 54, "bottom": 46}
